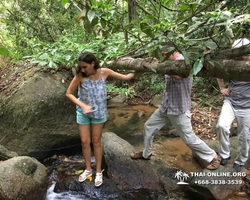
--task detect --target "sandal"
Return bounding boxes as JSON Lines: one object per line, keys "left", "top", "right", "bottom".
{"left": 207, "top": 155, "right": 221, "bottom": 170}
{"left": 192, "top": 152, "right": 210, "bottom": 168}
{"left": 95, "top": 169, "right": 104, "bottom": 187}
{"left": 130, "top": 151, "right": 152, "bottom": 160}
{"left": 79, "top": 169, "right": 92, "bottom": 182}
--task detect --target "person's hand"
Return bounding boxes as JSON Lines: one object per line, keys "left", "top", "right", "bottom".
{"left": 143, "top": 57, "right": 158, "bottom": 63}
{"left": 132, "top": 71, "right": 143, "bottom": 78}
{"left": 171, "top": 75, "right": 182, "bottom": 80}
{"left": 220, "top": 88, "right": 230, "bottom": 96}
{"left": 126, "top": 72, "right": 136, "bottom": 79}
{"left": 81, "top": 104, "right": 93, "bottom": 114}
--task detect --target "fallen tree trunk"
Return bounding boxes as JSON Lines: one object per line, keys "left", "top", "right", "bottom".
{"left": 106, "top": 58, "right": 250, "bottom": 81}
{"left": 211, "top": 45, "right": 250, "bottom": 59}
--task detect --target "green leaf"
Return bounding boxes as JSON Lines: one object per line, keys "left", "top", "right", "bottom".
{"left": 23, "top": 55, "right": 33, "bottom": 59}
{"left": 102, "top": 30, "right": 109, "bottom": 37}
{"left": 112, "top": 24, "right": 120, "bottom": 33}
{"left": 181, "top": 51, "right": 190, "bottom": 65}
{"left": 61, "top": 0, "right": 69, "bottom": 7}
{"left": 90, "top": 17, "right": 98, "bottom": 27}
{"left": 49, "top": 61, "right": 59, "bottom": 69}
{"left": 38, "top": 61, "right": 49, "bottom": 67}
{"left": 30, "top": 60, "right": 40, "bottom": 64}
{"left": 143, "top": 29, "right": 153, "bottom": 37}
{"left": 49, "top": 61, "right": 53, "bottom": 68}
{"left": 87, "top": 10, "right": 96, "bottom": 23}
{"left": 180, "top": 3, "right": 189, "bottom": 12}
{"left": 222, "top": 11, "right": 232, "bottom": 18}
{"left": 0, "top": 47, "right": 9, "bottom": 56}
{"left": 205, "top": 41, "right": 217, "bottom": 50}
{"left": 140, "top": 22, "right": 147, "bottom": 30}
{"left": 65, "top": 55, "right": 71, "bottom": 61}
{"left": 208, "top": 60, "right": 215, "bottom": 66}
{"left": 131, "top": 19, "right": 139, "bottom": 24}
{"left": 100, "top": 18, "right": 106, "bottom": 28}
{"left": 39, "top": 53, "right": 50, "bottom": 60}
{"left": 148, "top": 48, "right": 154, "bottom": 57}
{"left": 151, "top": 68, "right": 157, "bottom": 73}
{"left": 140, "top": 22, "right": 153, "bottom": 37}
{"left": 161, "top": 50, "right": 175, "bottom": 62}
{"left": 193, "top": 57, "right": 204, "bottom": 75}
{"left": 75, "top": 170, "right": 84, "bottom": 175}
{"left": 124, "top": 24, "right": 133, "bottom": 30}
{"left": 109, "top": 10, "right": 115, "bottom": 16}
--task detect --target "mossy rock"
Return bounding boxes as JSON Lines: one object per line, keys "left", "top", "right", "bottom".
{"left": 0, "top": 66, "right": 80, "bottom": 159}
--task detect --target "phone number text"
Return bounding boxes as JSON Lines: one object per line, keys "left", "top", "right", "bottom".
{"left": 194, "top": 179, "right": 243, "bottom": 185}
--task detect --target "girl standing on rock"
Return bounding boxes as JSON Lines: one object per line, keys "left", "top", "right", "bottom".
{"left": 66, "top": 52, "right": 136, "bottom": 187}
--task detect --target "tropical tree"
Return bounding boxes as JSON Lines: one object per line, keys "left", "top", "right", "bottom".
{"left": 1, "top": 0, "right": 250, "bottom": 81}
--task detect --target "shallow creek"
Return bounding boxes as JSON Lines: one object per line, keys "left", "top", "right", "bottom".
{"left": 44, "top": 105, "right": 246, "bottom": 200}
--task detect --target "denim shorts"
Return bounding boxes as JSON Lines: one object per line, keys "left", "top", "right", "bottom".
{"left": 76, "top": 106, "right": 107, "bottom": 125}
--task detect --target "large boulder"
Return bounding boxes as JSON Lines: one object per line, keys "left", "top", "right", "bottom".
{"left": 102, "top": 132, "right": 162, "bottom": 191}
{"left": 0, "top": 66, "right": 79, "bottom": 159}
{"left": 0, "top": 156, "right": 48, "bottom": 200}
{"left": 150, "top": 94, "right": 162, "bottom": 108}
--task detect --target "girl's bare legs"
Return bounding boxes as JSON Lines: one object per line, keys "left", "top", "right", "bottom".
{"left": 78, "top": 124, "right": 91, "bottom": 170}
{"left": 91, "top": 123, "right": 104, "bottom": 173}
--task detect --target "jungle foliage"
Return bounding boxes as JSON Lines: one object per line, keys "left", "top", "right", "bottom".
{"left": 1, "top": 0, "right": 250, "bottom": 65}
{"left": 0, "top": 0, "right": 249, "bottom": 96}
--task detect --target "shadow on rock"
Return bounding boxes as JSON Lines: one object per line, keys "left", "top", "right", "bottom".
{"left": 102, "top": 132, "right": 162, "bottom": 192}
{"left": 54, "top": 175, "right": 128, "bottom": 199}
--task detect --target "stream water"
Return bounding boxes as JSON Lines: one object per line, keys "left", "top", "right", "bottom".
{"left": 44, "top": 105, "right": 247, "bottom": 200}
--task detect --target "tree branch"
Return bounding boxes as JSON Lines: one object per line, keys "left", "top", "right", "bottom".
{"left": 178, "top": 0, "right": 220, "bottom": 26}
{"left": 186, "top": 35, "right": 217, "bottom": 41}
{"left": 153, "top": 0, "right": 180, "bottom": 12}
{"left": 135, "top": 1, "right": 159, "bottom": 21}
{"left": 211, "top": 45, "right": 250, "bottom": 59}
{"left": 106, "top": 58, "right": 250, "bottom": 81}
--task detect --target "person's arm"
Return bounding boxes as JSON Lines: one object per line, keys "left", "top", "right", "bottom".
{"left": 102, "top": 68, "right": 136, "bottom": 81}
{"left": 217, "top": 78, "right": 230, "bottom": 96}
{"left": 66, "top": 75, "right": 93, "bottom": 114}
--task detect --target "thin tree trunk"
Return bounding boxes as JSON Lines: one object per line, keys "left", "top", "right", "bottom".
{"left": 128, "top": 0, "right": 137, "bottom": 23}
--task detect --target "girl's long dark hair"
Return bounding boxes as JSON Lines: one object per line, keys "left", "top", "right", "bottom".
{"left": 76, "top": 52, "right": 100, "bottom": 76}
